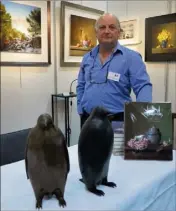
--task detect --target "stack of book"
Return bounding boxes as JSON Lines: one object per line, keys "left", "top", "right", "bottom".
{"left": 112, "top": 121, "right": 124, "bottom": 156}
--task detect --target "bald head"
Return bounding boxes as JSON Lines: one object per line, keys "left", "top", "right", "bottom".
{"left": 94, "top": 13, "right": 121, "bottom": 50}
{"left": 95, "top": 13, "right": 121, "bottom": 32}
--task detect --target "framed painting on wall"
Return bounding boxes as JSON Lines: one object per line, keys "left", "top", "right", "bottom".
{"left": 0, "top": 0, "right": 51, "bottom": 66}
{"left": 60, "top": 1, "right": 104, "bottom": 67}
{"left": 145, "top": 13, "right": 176, "bottom": 62}
{"left": 124, "top": 102, "right": 173, "bottom": 161}
{"left": 118, "top": 17, "right": 141, "bottom": 46}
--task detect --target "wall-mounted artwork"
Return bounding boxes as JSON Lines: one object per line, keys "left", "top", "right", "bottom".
{"left": 124, "top": 102, "right": 173, "bottom": 161}
{"left": 0, "top": 1, "right": 51, "bottom": 66}
{"left": 60, "top": 1, "right": 104, "bottom": 67}
{"left": 145, "top": 13, "right": 176, "bottom": 62}
{"left": 70, "top": 15, "right": 97, "bottom": 57}
{"left": 118, "top": 17, "right": 141, "bottom": 46}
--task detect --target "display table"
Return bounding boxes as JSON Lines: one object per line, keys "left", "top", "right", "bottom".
{"left": 1, "top": 145, "right": 176, "bottom": 211}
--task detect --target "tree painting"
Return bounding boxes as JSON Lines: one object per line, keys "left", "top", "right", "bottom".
{"left": 0, "top": 1, "right": 41, "bottom": 54}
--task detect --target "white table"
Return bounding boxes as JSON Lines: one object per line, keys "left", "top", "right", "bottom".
{"left": 1, "top": 145, "right": 176, "bottom": 211}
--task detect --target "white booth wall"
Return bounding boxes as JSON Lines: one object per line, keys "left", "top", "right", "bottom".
{"left": 1, "top": 0, "right": 176, "bottom": 146}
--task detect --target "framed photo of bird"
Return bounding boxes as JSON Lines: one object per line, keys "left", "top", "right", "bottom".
{"left": 0, "top": 0, "right": 51, "bottom": 66}
{"left": 145, "top": 13, "right": 176, "bottom": 62}
{"left": 60, "top": 1, "right": 104, "bottom": 67}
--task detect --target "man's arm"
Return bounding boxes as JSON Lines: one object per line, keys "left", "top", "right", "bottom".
{"left": 76, "top": 57, "right": 86, "bottom": 115}
{"left": 129, "top": 52, "right": 153, "bottom": 102}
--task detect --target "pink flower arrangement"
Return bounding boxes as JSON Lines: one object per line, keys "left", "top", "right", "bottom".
{"left": 127, "top": 137, "right": 150, "bottom": 151}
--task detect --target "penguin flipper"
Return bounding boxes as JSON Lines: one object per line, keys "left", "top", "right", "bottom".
{"left": 62, "top": 135, "right": 70, "bottom": 173}
{"left": 57, "top": 128, "right": 70, "bottom": 173}
{"left": 24, "top": 130, "right": 31, "bottom": 180}
{"left": 24, "top": 151, "right": 29, "bottom": 179}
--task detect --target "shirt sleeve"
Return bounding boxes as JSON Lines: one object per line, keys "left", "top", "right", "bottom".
{"left": 129, "top": 52, "right": 153, "bottom": 102}
{"left": 76, "top": 56, "right": 87, "bottom": 115}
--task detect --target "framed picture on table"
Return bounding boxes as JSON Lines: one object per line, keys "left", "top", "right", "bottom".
{"left": 0, "top": 0, "right": 51, "bottom": 66}
{"left": 60, "top": 1, "right": 104, "bottom": 67}
{"left": 124, "top": 102, "right": 173, "bottom": 161}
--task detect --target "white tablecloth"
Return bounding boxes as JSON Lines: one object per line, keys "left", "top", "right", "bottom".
{"left": 1, "top": 145, "right": 176, "bottom": 211}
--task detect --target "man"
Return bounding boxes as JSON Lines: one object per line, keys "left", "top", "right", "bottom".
{"left": 76, "top": 13, "right": 152, "bottom": 128}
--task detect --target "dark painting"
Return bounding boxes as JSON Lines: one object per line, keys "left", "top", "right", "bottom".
{"left": 70, "top": 15, "right": 97, "bottom": 56}
{"left": 145, "top": 13, "right": 176, "bottom": 62}
{"left": 0, "top": 1, "right": 41, "bottom": 54}
{"left": 124, "top": 102, "right": 173, "bottom": 160}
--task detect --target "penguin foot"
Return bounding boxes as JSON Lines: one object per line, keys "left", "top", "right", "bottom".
{"left": 58, "top": 197, "right": 66, "bottom": 208}
{"left": 36, "top": 188, "right": 45, "bottom": 209}
{"left": 102, "top": 181, "right": 116, "bottom": 188}
{"left": 36, "top": 200, "right": 42, "bottom": 209}
{"left": 88, "top": 187, "right": 105, "bottom": 196}
{"left": 101, "top": 177, "right": 117, "bottom": 188}
{"left": 53, "top": 188, "right": 66, "bottom": 208}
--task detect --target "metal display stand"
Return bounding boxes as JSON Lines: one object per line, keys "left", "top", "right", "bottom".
{"left": 51, "top": 93, "right": 77, "bottom": 147}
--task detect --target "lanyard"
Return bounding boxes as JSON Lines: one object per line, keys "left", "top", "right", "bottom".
{"left": 89, "top": 54, "right": 113, "bottom": 84}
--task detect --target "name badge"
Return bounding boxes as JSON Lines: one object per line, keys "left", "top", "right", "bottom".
{"left": 107, "top": 72, "right": 120, "bottom": 82}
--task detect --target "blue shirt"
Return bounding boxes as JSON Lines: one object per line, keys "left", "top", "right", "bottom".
{"left": 76, "top": 41, "right": 152, "bottom": 115}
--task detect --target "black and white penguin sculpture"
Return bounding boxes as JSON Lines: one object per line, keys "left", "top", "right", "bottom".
{"left": 78, "top": 106, "right": 116, "bottom": 196}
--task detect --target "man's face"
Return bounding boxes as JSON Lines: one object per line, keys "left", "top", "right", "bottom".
{"left": 95, "top": 15, "right": 120, "bottom": 46}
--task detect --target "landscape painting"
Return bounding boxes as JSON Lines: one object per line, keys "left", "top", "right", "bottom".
{"left": 124, "top": 102, "right": 173, "bottom": 161}
{"left": 0, "top": 0, "right": 41, "bottom": 54}
{"left": 70, "top": 15, "right": 97, "bottom": 56}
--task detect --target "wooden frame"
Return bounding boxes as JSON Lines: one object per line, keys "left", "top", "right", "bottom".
{"left": 0, "top": 1, "right": 51, "bottom": 66}
{"left": 145, "top": 13, "right": 176, "bottom": 62}
{"left": 60, "top": 1, "right": 104, "bottom": 67}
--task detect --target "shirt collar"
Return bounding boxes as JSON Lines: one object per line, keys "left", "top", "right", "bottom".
{"left": 90, "top": 41, "right": 123, "bottom": 58}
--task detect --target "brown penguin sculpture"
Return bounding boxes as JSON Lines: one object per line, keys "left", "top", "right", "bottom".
{"left": 25, "top": 113, "right": 70, "bottom": 209}
{"left": 78, "top": 106, "right": 116, "bottom": 196}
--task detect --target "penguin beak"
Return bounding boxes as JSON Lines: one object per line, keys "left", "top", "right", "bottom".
{"left": 43, "top": 117, "right": 49, "bottom": 128}
{"left": 107, "top": 114, "right": 114, "bottom": 122}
